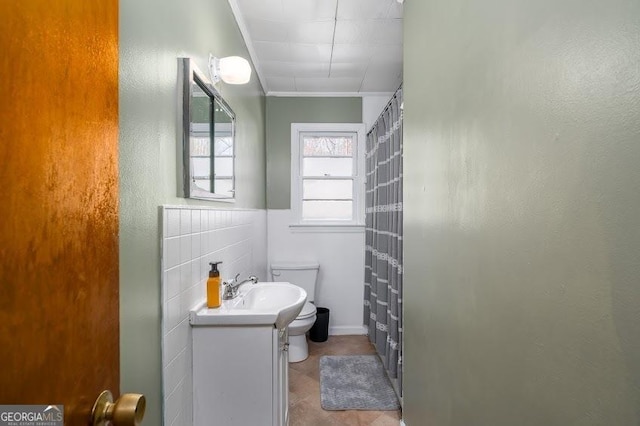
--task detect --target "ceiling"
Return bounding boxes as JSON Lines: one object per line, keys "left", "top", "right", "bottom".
{"left": 228, "top": 0, "right": 403, "bottom": 95}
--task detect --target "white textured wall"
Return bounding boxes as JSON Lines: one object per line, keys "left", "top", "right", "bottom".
{"left": 161, "top": 206, "right": 267, "bottom": 426}
{"left": 362, "top": 94, "right": 393, "bottom": 133}
{"left": 267, "top": 210, "right": 367, "bottom": 335}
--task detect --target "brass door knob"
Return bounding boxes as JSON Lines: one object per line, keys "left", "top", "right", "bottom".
{"left": 91, "top": 390, "right": 146, "bottom": 426}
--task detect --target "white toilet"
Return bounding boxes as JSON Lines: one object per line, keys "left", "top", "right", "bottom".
{"left": 270, "top": 261, "right": 320, "bottom": 362}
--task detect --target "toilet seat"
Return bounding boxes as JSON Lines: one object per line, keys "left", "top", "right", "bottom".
{"left": 296, "top": 302, "right": 316, "bottom": 320}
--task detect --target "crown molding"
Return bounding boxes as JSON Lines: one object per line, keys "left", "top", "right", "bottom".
{"left": 266, "top": 91, "right": 395, "bottom": 98}
{"left": 226, "top": 0, "right": 267, "bottom": 95}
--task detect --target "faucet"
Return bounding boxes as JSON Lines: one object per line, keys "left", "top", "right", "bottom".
{"left": 222, "top": 274, "right": 258, "bottom": 300}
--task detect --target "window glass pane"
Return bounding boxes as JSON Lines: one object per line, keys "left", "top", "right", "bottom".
{"left": 303, "top": 158, "right": 353, "bottom": 177}
{"left": 194, "top": 179, "right": 210, "bottom": 192}
{"left": 214, "top": 157, "right": 233, "bottom": 177}
{"left": 190, "top": 136, "right": 210, "bottom": 156}
{"left": 303, "top": 136, "right": 353, "bottom": 157}
{"left": 214, "top": 179, "right": 233, "bottom": 195}
{"left": 303, "top": 179, "right": 353, "bottom": 200}
{"left": 214, "top": 136, "right": 233, "bottom": 156}
{"left": 192, "top": 158, "right": 210, "bottom": 178}
{"left": 302, "top": 201, "right": 353, "bottom": 220}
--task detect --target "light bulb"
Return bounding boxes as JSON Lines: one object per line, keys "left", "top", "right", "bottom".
{"left": 218, "top": 56, "right": 251, "bottom": 85}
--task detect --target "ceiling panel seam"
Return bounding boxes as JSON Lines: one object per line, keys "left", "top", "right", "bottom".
{"left": 328, "top": 0, "right": 340, "bottom": 78}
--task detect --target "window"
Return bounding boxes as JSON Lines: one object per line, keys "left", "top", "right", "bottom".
{"left": 291, "top": 123, "right": 365, "bottom": 229}
{"left": 212, "top": 123, "right": 234, "bottom": 195}
{"left": 190, "top": 123, "right": 234, "bottom": 195}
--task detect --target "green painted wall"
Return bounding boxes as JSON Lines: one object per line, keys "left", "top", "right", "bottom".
{"left": 119, "top": 0, "right": 266, "bottom": 423}
{"left": 403, "top": 0, "right": 640, "bottom": 425}
{"left": 265, "top": 97, "right": 362, "bottom": 209}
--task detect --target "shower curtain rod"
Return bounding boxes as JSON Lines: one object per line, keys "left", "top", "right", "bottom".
{"left": 366, "top": 82, "right": 403, "bottom": 136}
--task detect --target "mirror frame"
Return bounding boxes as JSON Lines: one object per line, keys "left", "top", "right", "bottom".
{"left": 179, "top": 57, "right": 236, "bottom": 201}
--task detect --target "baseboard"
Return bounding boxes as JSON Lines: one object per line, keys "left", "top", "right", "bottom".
{"left": 400, "top": 420, "right": 406, "bottom": 426}
{"left": 329, "top": 325, "right": 367, "bottom": 335}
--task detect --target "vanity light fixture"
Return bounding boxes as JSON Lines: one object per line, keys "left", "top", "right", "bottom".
{"left": 208, "top": 54, "right": 251, "bottom": 85}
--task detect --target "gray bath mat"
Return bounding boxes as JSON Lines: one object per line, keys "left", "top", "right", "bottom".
{"left": 319, "top": 355, "right": 400, "bottom": 411}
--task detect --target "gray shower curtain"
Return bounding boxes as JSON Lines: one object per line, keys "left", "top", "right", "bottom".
{"left": 364, "top": 87, "right": 403, "bottom": 393}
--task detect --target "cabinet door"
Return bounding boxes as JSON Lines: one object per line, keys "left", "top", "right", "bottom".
{"left": 194, "top": 326, "right": 273, "bottom": 426}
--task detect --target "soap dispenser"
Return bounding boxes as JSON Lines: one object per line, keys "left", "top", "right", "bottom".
{"left": 207, "top": 261, "right": 222, "bottom": 308}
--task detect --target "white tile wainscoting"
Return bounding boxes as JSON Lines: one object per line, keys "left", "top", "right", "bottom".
{"left": 160, "top": 206, "right": 267, "bottom": 426}
{"left": 267, "top": 209, "right": 367, "bottom": 336}
{"left": 160, "top": 205, "right": 368, "bottom": 425}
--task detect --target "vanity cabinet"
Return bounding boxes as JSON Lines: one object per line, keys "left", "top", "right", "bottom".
{"left": 192, "top": 324, "right": 289, "bottom": 426}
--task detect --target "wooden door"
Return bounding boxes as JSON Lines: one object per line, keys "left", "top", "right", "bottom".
{"left": 0, "top": 1, "right": 120, "bottom": 425}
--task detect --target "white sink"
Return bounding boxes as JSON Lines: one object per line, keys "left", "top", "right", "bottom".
{"left": 190, "top": 282, "right": 307, "bottom": 329}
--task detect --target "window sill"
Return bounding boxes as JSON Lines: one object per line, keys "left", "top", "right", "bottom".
{"left": 288, "top": 223, "right": 365, "bottom": 233}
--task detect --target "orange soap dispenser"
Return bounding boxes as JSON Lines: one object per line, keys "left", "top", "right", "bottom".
{"left": 207, "top": 261, "right": 222, "bottom": 308}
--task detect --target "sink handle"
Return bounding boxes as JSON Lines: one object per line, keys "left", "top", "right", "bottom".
{"left": 223, "top": 274, "right": 240, "bottom": 286}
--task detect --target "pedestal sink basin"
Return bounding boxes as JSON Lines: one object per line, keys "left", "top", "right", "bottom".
{"left": 190, "top": 282, "right": 307, "bottom": 329}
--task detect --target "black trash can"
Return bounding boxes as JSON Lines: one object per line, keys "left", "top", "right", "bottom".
{"left": 309, "top": 307, "right": 330, "bottom": 342}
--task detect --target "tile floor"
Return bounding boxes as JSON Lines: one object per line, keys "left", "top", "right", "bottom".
{"left": 288, "top": 335, "right": 402, "bottom": 426}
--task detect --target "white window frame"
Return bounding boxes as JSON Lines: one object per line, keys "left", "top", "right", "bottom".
{"left": 290, "top": 123, "right": 366, "bottom": 232}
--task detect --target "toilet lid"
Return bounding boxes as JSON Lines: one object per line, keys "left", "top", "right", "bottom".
{"left": 271, "top": 261, "right": 320, "bottom": 270}
{"left": 297, "top": 302, "right": 317, "bottom": 319}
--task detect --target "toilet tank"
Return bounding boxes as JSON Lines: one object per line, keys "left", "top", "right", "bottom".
{"left": 270, "top": 262, "right": 320, "bottom": 303}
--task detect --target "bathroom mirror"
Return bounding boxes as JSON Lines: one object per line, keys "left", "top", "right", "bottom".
{"left": 180, "top": 57, "right": 235, "bottom": 201}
